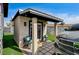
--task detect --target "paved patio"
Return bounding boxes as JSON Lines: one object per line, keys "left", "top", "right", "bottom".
{"left": 37, "top": 41, "right": 64, "bottom": 55}
{"left": 21, "top": 40, "right": 68, "bottom": 55}
{"left": 37, "top": 41, "right": 54, "bottom": 55}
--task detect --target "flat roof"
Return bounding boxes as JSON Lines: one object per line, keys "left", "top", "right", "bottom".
{"left": 12, "top": 8, "right": 63, "bottom": 22}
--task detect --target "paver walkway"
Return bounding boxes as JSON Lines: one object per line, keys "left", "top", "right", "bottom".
{"left": 37, "top": 41, "right": 54, "bottom": 55}
{"left": 22, "top": 41, "right": 68, "bottom": 55}
{"left": 37, "top": 41, "right": 65, "bottom": 55}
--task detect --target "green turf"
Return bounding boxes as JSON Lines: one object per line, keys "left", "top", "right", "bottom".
{"left": 3, "top": 32, "right": 23, "bottom": 55}
{"left": 47, "top": 34, "right": 56, "bottom": 42}
{"left": 74, "top": 42, "right": 79, "bottom": 48}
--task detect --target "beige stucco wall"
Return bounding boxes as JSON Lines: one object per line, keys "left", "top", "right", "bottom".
{"left": 14, "top": 16, "right": 30, "bottom": 48}
{"left": 14, "top": 15, "right": 47, "bottom": 48}
{"left": 14, "top": 16, "right": 20, "bottom": 45}
{"left": 19, "top": 16, "right": 30, "bottom": 48}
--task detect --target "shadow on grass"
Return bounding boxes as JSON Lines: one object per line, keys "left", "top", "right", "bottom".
{"left": 3, "top": 34, "right": 22, "bottom": 53}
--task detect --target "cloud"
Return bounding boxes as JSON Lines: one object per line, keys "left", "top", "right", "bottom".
{"left": 35, "top": 8, "right": 79, "bottom": 24}
{"left": 37, "top": 10, "right": 79, "bottom": 24}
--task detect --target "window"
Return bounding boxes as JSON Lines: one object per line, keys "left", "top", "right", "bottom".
{"left": 24, "top": 22, "right": 26, "bottom": 26}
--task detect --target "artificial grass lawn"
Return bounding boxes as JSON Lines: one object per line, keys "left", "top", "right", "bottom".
{"left": 74, "top": 42, "right": 79, "bottom": 48}
{"left": 3, "top": 33, "right": 23, "bottom": 55}
{"left": 47, "top": 34, "right": 56, "bottom": 42}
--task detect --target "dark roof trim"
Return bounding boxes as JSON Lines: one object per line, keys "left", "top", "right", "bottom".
{"left": 12, "top": 11, "right": 20, "bottom": 21}
{"left": 3, "top": 3, "right": 8, "bottom": 17}
{"left": 12, "top": 8, "right": 63, "bottom": 22}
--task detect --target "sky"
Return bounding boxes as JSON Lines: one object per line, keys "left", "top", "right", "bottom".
{"left": 4, "top": 3, "right": 79, "bottom": 26}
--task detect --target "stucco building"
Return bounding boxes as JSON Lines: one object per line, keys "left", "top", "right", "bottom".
{"left": 12, "top": 8, "right": 63, "bottom": 54}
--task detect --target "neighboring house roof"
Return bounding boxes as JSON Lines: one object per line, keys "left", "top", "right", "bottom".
{"left": 3, "top": 3, "right": 8, "bottom": 17}
{"left": 12, "top": 8, "right": 63, "bottom": 22}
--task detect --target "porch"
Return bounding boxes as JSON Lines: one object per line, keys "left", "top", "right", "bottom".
{"left": 19, "top": 17, "right": 60, "bottom": 55}
{"left": 12, "top": 8, "right": 63, "bottom": 55}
